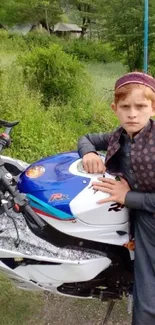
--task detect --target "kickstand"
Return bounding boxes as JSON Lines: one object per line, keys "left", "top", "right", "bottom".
{"left": 101, "top": 300, "right": 115, "bottom": 325}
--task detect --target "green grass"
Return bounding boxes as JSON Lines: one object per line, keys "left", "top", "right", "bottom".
{"left": 87, "top": 61, "right": 126, "bottom": 102}
{"left": 0, "top": 275, "right": 43, "bottom": 325}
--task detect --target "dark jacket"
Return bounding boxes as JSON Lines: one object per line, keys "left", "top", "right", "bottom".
{"left": 78, "top": 119, "right": 155, "bottom": 212}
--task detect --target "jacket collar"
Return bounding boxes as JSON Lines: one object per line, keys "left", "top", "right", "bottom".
{"left": 114, "top": 119, "right": 153, "bottom": 144}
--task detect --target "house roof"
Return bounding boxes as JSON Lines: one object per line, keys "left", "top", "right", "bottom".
{"left": 9, "top": 24, "right": 34, "bottom": 35}
{"left": 54, "top": 23, "right": 82, "bottom": 32}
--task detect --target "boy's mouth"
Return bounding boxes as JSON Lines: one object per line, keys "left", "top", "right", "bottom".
{"left": 126, "top": 122, "right": 139, "bottom": 125}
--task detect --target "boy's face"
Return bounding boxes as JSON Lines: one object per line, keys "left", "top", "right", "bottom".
{"left": 111, "top": 88, "right": 155, "bottom": 138}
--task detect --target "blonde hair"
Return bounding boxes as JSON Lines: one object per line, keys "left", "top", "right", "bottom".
{"left": 114, "top": 84, "right": 155, "bottom": 104}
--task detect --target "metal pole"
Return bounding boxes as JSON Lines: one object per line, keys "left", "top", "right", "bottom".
{"left": 144, "top": 0, "right": 149, "bottom": 73}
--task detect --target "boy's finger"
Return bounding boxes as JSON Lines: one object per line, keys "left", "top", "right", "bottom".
{"left": 87, "top": 161, "right": 93, "bottom": 173}
{"left": 92, "top": 161, "right": 98, "bottom": 173}
{"left": 98, "top": 161, "right": 106, "bottom": 173}
{"left": 83, "top": 161, "right": 89, "bottom": 172}
{"left": 93, "top": 183, "right": 113, "bottom": 190}
{"left": 92, "top": 181, "right": 104, "bottom": 186}
{"left": 93, "top": 186, "right": 113, "bottom": 193}
{"left": 98, "top": 177, "right": 116, "bottom": 184}
{"left": 97, "top": 177, "right": 106, "bottom": 182}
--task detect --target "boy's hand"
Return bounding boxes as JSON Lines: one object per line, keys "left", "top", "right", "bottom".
{"left": 82, "top": 153, "right": 106, "bottom": 174}
{"left": 92, "top": 177, "right": 131, "bottom": 204}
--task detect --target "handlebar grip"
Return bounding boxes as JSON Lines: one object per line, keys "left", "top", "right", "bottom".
{"left": 23, "top": 204, "right": 46, "bottom": 230}
{"left": 0, "top": 120, "right": 19, "bottom": 153}
{"left": 0, "top": 133, "right": 11, "bottom": 153}
{"left": 0, "top": 120, "right": 19, "bottom": 128}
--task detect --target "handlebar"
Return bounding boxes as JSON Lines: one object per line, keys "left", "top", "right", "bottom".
{"left": 0, "top": 120, "right": 19, "bottom": 152}
{"left": 0, "top": 120, "right": 46, "bottom": 232}
{"left": 0, "top": 120, "right": 19, "bottom": 128}
{"left": 23, "top": 204, "right": 46, "bottom": 230}
{"left": 1, "top": 174, "right": 45, "bottom": 230}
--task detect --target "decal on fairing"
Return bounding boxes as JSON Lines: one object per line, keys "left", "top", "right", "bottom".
{"left": 25, "top": 166, "right": 45, "bottom": 178}
{"left": 108, "top": 203, "right": 125, "bottom": 212}
{"left": 49, "top": 193, "right": 69, "bottom": 202}
{"left": 27, "top": 194, "right": 76, "bottom": 220}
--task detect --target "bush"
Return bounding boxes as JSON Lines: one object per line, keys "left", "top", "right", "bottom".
{"left": 23, "top": 33, "right": 61, "bottom": 50}
{"left": 19, "top": 44, "right": 91, "bottom": 106}
{"left": 0, "top": 64, "right": 75, "bottom": 161}
{"left": 148, "top": 47, "right": 155, "bottom": 77}
{"left": 148, "top": 65, "right": 155, "bottom": 77}
{"left": 0, "top": 30, "right": 60, "bottom": 53}
{"left": 63, "top": 39, "right": 115, "bottom": 63}
{"left": 0, "top": 30, "right": 9, "bottom": 41}
{"left": 0, "top": 31, "right": 116, "bottom": 65}
{"left": 0, "top": 30, "right": 27, "bottom": 52}
{"left": 0, "top": 62, "right": 115, "bottom": 163}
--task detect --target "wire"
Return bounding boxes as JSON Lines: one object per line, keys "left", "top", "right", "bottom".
{"left": 3, "top": 203, "right": 20, "bottom": 247}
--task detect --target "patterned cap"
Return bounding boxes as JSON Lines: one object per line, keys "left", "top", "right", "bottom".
{"left": 115, "top": 72, "right": 155, "bottom": 92}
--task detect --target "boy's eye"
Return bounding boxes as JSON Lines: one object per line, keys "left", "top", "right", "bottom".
{"left": 122, "top": 105, "right": 129, "bottom": 109}
{"left": 137, "top": 104, "right": 145, "bottom": 108}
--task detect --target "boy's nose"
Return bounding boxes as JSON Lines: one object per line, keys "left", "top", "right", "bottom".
{"left": 128, "top": 108, "right": 137, "bottom": 118}
{"left": 128, "top": 114, "right": 136, "bottom": 119}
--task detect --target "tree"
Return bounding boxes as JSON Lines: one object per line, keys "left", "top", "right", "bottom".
{"left": 101, "top": 0, "right": 155, "bottom": 71}
{"left": 63, "top": 0, "right": 104, "bottom": 37}
{"left": 0, "top": 0, "right": 63, "bottom": 28}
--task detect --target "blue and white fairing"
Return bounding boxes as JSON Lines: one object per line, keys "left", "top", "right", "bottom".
{"left": 18, "top": 151, "right": 90, "bottom": 220}
{"left": 18, "top": 151, "right": 129, "bottom": 245}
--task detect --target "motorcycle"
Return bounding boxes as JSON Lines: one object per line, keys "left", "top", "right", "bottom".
{"left": 0, "top": 120, "right": 134, "bottom": 323}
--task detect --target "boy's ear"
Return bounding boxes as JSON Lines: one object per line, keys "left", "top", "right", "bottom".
{"left": 151, "top": 102, "right": 155, "bottom": 116}
{"left": 111, "top": 102, "right": 117, "bottom": 112}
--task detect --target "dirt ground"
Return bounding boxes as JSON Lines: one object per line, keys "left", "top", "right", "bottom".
{"left": 29, "top": 292, "right": 132, "bottom": 325}
{"left": 0, "top": 274, "right": 132, "bottom": 325}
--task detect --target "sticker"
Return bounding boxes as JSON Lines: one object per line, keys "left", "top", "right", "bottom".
{"left": 108, "top": 202, "right": 125, "bottom": 212}
{"left": 49, "top": 193, "right": 69, "bottom": 202}
{"left": 25, "top": 166, "right": 45, "bottom": 179}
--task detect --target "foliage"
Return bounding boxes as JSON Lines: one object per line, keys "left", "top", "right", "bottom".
{"left": 0, "top": 53, "right": 122, "bottom": 162}
{"left": 23, "top": 32, "right": 61, "bottom": 49}
{"left": 0, "top": 0, "right": 63, "bottom": 27}
{"left": 0, "top": 29, "right": 60, "bottom": 53}
{"left": 1, "top": 0, "right": 155, "bottom": 71}
{"left": 0, "top": 30, "right": 27, "bottom": 52}
{"left": 0, "top": 63, "right": 73, "bottom": 161}
{"left": 19, "top": 44, "right": 91, "bottom": 106}
{"left": 0, "top": 30, "right": 116, "bottom": 65}
{"left": 62, "top": 39, "right": 115, "bottom": 62}
{"left": 63, "top": 0, "right": 104, "bottom": 37}
{"left": 148, "top": 44, "right": 155, "bottom": 77}
{"left": 101, "top": 0, "right": 155, "bottom": 71}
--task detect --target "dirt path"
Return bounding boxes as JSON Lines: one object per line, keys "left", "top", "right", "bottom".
{"left": 29, "top": 293, "right": 132, "bottom": 325}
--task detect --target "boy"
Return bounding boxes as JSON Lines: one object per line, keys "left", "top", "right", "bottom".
{"left": 78, "top": 72, "right": 155, "bottom": 325}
